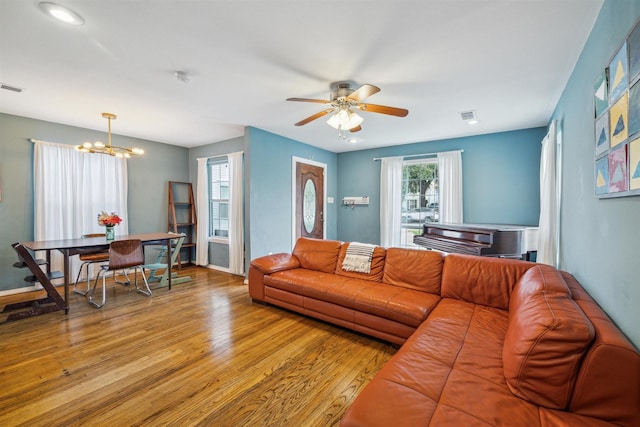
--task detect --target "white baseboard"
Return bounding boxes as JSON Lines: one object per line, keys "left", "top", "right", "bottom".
{"left": 0, "top": 284, "right": 42, "bottom": 297}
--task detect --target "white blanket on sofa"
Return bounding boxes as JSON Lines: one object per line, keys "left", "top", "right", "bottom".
{"left": 342, "top": 242, "right": 376, "bottom": 274}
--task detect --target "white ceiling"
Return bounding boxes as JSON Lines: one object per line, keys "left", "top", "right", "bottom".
{"left": 0, "top": 0, "right": 603, "bottom": 153}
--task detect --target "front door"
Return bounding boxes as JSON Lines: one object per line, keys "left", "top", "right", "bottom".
{"left": 295, "top": 162, "right": 324, "bottom": 240}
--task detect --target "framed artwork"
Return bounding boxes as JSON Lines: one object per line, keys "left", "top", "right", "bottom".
{"left": 630, "top": 137, "right": 640, "bottom": 190}
{"left": 594, "top": 18, "right": 640, "bottom": 198}
{"left": 628, "top": 81, "right": 640, "bottom": 136}
{"left": 595, "top": 156, "right": 609, "bottom": 195}
{"left": 609, "top": 92, "right": 628, "bottom": 147}
{"left": 629, "top": 20, "right": 640, "bottom": 83}
{"left": 609, "top": 42, "right": 628, "bottom": 104}
{"left": 594, "top": 70, "right": 609, "bottom": 117}
{"left": 595, "top": 111, "right": 609, "bottom": 156}
{"left": 608, "top": 145, "right": 628, "bottom": 193}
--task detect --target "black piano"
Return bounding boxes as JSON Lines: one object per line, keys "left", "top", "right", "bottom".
{"left": 413, "top": 223, "right": 538, "bottom": 260}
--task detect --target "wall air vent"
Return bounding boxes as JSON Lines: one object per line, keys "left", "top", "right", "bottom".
{"left": 1, "top": 83, "right": 24, "bottom": 93}
{"left": 459, "top": 110, "right": 476, "bottom": 121}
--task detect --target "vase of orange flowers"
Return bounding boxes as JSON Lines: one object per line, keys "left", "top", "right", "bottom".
{"left": 97, "top": 211, "right": 122, "bottom": 241}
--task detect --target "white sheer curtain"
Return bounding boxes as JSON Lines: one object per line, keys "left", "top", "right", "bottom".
{"left": 380, "top": 156, "right": 403, "bottom": 247}
{"left": 537, "top": 121, "right": 558, "bottom": 266}
{"left": 437, "top": 150, "right": 463, "bottom": 223}
{"left": 228, "top": 152, "right": 244, "bottom": 275}
{"left": 195, "top": 157, "right": 210, "bottom": 266}
{"left": 34, "top": 140, "right": 128, "bottom": 283}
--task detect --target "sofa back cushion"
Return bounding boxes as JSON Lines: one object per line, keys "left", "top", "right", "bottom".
{"left": 382, "top": 248, "right": 443, "bottom": 293}
{"left": 335, "top": 243, "right": 386, "bottom": 281}
{"left": 441, "top": 254, "right": 534, "bottom": 309}
{"left": 292, "top": 237, "right": 342, "bottom": 273}
{"left": 502, "top": 265, "right": 595, "bottom": 410}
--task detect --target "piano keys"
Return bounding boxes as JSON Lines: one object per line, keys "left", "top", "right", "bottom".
{"left": 413, "top": 223, "right": 538, "bottom": 260}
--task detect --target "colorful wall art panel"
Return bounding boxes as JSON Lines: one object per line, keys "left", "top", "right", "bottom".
{"left": 629, "top": 21, "right": 640, "bottom": 83}
{"left": 609, "top": 92, "right": 628, "bottom": 147}
{"left": 595, "top": 112, "right": 610, "bottom": 156}
{"left": 595, "top": 70, "right": 609, "bottom": 117}
{"left": 608, "top": 145, "right": 628, "bottom": 193}
{"left": 595, "top": 156, "right": 609, "bottom": 195}
{"left": 630, "top": 137, "right": 640, "bottom": 190}
{"left": 628, "top": 81, "right": 640, "bottom": 136}
{"left": 593, "top": 19, "right": 640, "bottom": 198}
{"left": 609, "top": 42, "right": 628, "bottom": 104}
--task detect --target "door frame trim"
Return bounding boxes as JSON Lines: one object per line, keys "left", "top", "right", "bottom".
{"left": 291, "top": 156, "right": 327, "bottom": 249}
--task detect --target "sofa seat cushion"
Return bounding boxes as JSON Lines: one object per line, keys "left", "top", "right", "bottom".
{"left": 341, "top": 298, "right": 543, "bottom": 427}
{"left": 265, "top": 269, "right": 440, "bottom": 327}
{"left": 503, "top": 265, "right": 595, "bottom": 410}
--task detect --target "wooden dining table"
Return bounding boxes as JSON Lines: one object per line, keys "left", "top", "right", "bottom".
{"left": 21, "top": 232, "right": 179, "bottom": 314}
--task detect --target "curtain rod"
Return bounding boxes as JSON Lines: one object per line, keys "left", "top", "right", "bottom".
{"left": 373, "top": 149, "right": 463, "bottom": 161}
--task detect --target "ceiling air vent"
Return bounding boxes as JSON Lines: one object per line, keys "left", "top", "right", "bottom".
{"left": 1, "top": 83, "right": 24, "bottom": 93}
{"left": 459, "top": 110, "right": 476, "bottom": 121}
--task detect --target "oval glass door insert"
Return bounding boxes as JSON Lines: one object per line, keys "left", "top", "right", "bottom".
{"left": 303, "top": 178, "right": 316, "bottom": 233}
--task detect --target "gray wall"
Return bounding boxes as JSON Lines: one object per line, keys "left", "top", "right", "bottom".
{"left": 551, "top": 0, "right": 640, "bottom": 349}
{"left": 0, "top": 113, "right": 189, "bottom": 292}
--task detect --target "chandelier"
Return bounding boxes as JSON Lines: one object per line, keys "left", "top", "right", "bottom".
{"left": 75, "top": 113, "right": 144, "bottom": 158}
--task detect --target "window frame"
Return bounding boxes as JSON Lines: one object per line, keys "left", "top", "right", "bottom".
{"left": 400, "top": 157, "right": 439, "bottom": 247}
{"left": 207, "top": 157, "right": 230, "bottom": 243}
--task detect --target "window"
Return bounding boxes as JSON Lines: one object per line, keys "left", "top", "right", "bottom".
{"left": 208, "top": 158, "right": 229, "bottom": 238}
{"left": 401, "top": 159, "right": 438, "bottom": 247}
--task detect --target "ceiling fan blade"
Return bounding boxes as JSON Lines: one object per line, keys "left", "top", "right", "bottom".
{"left": 294, "top": 108, "right": 335, "bottom": 126}
{"left": 349, "top": 125, "right": 362, "bottom": 133}
{"left": 287, "top": 97, "right": 330, "bottom": 104}
{"left": 347, "top": 84, "right": 380, "bottom": 102}
{"left": 358, "top": 103, "right": 409, "bottom": 117}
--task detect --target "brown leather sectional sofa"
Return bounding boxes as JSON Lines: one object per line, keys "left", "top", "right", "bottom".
{"left": 248, "top": 237, "right": 640, "bottom": 426}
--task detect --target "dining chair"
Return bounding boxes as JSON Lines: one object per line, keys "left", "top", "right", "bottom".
{"left": 72, "top": 233, "right": 110, "bottom": 296}
{"left": 88, "top": 239, "right": 152, "bottom": 308}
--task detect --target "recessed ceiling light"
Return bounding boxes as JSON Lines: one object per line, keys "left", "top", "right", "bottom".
{"left": 347, "top": 138, "right": 358, "bottom": 144}
{"left": 38, "top": 2, "right": 84, "bottom": 26}
{"left": 174, "top": 70, "right": 193, "bottom": 83}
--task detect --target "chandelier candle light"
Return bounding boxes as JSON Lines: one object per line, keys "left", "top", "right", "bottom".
{"left": 97, "top": 211, "right": 122, "bottom": 241}
{"left": 75, "top": 113, "right": 144, "bottom": 158}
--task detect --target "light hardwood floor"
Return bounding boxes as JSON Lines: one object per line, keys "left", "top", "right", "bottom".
{"left": 0, "top": 267, "right": 397, "bottom": 427}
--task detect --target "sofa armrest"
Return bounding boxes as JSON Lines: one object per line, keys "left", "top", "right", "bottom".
{"left": 250, "top": 253, "right": 300, "bottom": 274}
{"left": 248, "top": 254, "right": 300, "bottom": 302}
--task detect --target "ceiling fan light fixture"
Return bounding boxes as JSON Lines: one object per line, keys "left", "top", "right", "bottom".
{"left": 74, "top": 113, "right": 144, "bottom": 158}
{"left": 326, "top": 108, "right": 363, "bottom": 130}
{"left": 38, "top": 2, "right": 84, "bottom": 25}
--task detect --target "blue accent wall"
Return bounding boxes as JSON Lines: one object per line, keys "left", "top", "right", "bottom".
{"left": 550, "top": 0, "right": 640, "bottom": 348}
{"left": 246, "top": 127, "right": 338, "bottom": 262}
{"left": 336, "top": 128, "right": 545, "bottom": 244}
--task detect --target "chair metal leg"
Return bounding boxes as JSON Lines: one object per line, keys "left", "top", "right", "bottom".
{"left": 134, "top": 267, "right": 152, "bottom": 296}
{"left": 88, "top": 269, "right": 107, "bottom": 308}
{"left": 73, "top": 261, "right": 91, "bottom": 296}
{"left": 114, "top": 269, "right": 131, "bottom": 285}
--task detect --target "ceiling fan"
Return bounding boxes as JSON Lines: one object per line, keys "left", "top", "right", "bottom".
{"left": 287, "top": 82, "right": 408, "bottom": 134}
